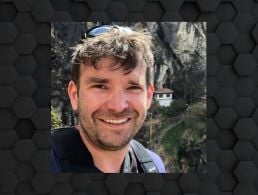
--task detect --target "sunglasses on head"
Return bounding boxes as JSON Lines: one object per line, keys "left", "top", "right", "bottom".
{"left": 85, "top": 25, "right": 133, "bottom": 38}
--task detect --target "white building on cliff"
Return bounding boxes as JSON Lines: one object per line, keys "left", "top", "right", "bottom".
{"left": 154, "top": 88, "right": 174, "bottom": 107}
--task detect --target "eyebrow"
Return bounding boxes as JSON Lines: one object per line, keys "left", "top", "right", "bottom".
{"left": 86, "top": 77, "right": 143, "bottom": 86}
{"left": 128, "top": 80, "right": 141, "bottom": 86}
{"left": 87, "top": 77, "right": 110, "bottom": 84}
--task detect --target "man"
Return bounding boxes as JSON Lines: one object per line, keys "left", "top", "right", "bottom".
{"left": 51, "top": 25, "right": 166, "bottom": 173}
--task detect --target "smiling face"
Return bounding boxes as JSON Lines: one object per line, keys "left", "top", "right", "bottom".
{"left": 68, "top": 58, "right": 154, "bottom": 151}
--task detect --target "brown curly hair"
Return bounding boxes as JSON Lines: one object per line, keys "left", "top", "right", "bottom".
{"left": 70, "top": 25, "right": 154, "bottom": 87}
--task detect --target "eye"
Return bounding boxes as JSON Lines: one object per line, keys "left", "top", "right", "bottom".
{"left": 127, "top": 85, "right": 143, "bottom": 91}
{"left": 92, "top": 84, "right": 108, "bottom": 89}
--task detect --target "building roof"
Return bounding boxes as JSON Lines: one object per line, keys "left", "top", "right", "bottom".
{"left": 200, "top": 95, "right": 207, "bottom": 100}
{"left": 154, "top": 88, "right": 174, "bottom": 94}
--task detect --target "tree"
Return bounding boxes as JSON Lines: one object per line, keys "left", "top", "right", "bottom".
{"left": 51, "top": 106, "right": 62, "bottom": 129}
{"left": 162, "top": 99, "right": 187, "bottom": 117}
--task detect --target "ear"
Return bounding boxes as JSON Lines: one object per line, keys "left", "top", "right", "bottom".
{"left": 146, "top": 83, "right": 154, "bottom": 109}
{"left": 67, "top": 80, "right": 79, "bottom": 111}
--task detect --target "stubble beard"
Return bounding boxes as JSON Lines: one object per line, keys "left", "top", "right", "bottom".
{"left": 77, "top": 103, "right": 147, "bottom": 151}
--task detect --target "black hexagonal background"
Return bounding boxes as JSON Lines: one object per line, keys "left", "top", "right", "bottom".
{"left": 0, "top": 0, "right": 258, "bottom": 194}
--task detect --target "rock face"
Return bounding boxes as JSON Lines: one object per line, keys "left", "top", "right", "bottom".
{"left": 51, "top": 22, "right": 206, "bottom": 126}
{"left": 147, "top": 22, "right": 206, "bottom": 100}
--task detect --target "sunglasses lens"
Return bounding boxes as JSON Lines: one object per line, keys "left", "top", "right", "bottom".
{"left": 86, "top": 25, "right": 132, "bottom": 38}
{"left": 87, "top": 26, "right": 111, "bottom": 37}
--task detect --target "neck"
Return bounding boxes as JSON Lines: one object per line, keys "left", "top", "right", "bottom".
{"left": 77, "top": 127, "right": 129, "bottom": 173}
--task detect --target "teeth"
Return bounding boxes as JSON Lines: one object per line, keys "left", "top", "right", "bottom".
{"left": 103, "top": 119, "right": 128, "bottom": 124}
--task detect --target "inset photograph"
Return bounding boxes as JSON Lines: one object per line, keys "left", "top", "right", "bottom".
{"left": 51, "top": 22, "right": 207, "bottom": 173}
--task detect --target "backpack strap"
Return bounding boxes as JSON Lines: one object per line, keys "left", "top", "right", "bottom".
{"left": 130, "top": 139, "right": 159, "bottom": 173}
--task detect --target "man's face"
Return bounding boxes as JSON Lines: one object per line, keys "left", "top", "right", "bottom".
{"left": 68, "top": 58, "right": 154, "bottom": 151}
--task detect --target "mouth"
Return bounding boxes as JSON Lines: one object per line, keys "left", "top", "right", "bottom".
{"left": 97, "top": 118, "right": 131, "bottom": 127}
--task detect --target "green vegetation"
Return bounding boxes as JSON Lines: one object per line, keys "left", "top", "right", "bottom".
{"left": 161, "top": 99, "right": 188, "bottom": 117}
{"left": 51, "top": 107, "right": 62, "bottom": 129}
{"left": 161, "top": 102, "right": 206, "bottom": 172}
{"left": 162, "top": 122, "right": 184, "bottom": 156}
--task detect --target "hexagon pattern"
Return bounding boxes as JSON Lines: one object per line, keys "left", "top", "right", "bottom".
{"left": 234, "top": 118, "right": 257, "bottom": 140}
{"left": 233, "top": 34, "right": 255, "bottom": 53}
{"left": 198, "top": 13, "right": 219, "bottom": 32}
{"left": 216, "top": 172, "right": 237, "bottom": 191}
{"left": 216, "top": 2, "right": 236, "bottom": 22}
{"left": 0, "top": 0, "right": 258, "bottom": 194}
{"left": 233, "top": 54, "right": 257, "bottom": 76}
{"left": 0, "top": 22, "right": 18, "bottom": 43}
{"left": 216, "top": 23, "right": 238, "bottom": 44}
{"left": 14, "top": 13, "right": 36, "bottom": 33}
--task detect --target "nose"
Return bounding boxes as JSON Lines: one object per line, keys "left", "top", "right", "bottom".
{"left": 106, "top": 89, "right": 129, "bottom": 113}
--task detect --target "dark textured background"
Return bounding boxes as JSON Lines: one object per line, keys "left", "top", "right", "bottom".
{"left": 0, "top": 0, "right": 258, "bottom": 194}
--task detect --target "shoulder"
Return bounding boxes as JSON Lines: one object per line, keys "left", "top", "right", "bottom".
{"left": 51, "top": 127, "right": 79, "bottom": 146}
{"left": 51, "top": 127, "right": 82, "bottom": 153}
{"left": 146, "top": 149, "right": 166, "bottom": 173}
{"left": 51, "top": 127, "right": 70, "bottom": 172}
{"left": 51, "top": 147, "right": 61, "bottom": 173}
{"left": 51, "top": 127, "right": 78, "bottom": 173}
{"left": 130, "top": 139, "right": 166, "bottom": 173}
{"left": 51, "top": 127, "right": 74, "bottom": 138}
